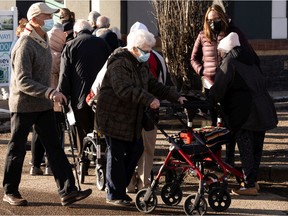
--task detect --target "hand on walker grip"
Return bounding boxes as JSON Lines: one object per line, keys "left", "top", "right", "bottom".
{"left": 150, "top": 98, "right": 160, "bottom": 109}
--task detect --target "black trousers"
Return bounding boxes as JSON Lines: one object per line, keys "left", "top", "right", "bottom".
{"left": 235, "top": 129, "right": 265, "bottom": 188}
{"left": 3, "top": 110, "right": 77, "bottom": 197}
{"left": 73, "top": 106, "right": 94, "bottom": 158}
{"left": 30, "top": 112, "right": 65, "bottom": 168}
{"left": 105, "top": 136, "right": 144, "bottom": 200}
{"left": 30, "top": 127, "right": 45, "bottom": 168}
{"left": 204, "top": 88, "right": 217, "bottom": 126}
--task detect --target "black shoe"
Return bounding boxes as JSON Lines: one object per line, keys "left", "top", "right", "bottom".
{"left": 61, "top": 189, "right": 92, "bottom": 206}
{"left": 3, "top": 193, "right": 28, "bottom": 206}
{"left": 124, "top": 194, "right": 132, "bottom": 202}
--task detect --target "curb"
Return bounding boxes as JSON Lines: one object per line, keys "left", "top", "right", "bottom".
{"left": 258, "top": 165, "right": 288, "bottom": 182}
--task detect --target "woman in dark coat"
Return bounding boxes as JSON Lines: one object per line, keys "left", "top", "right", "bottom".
{"left": 209, "top": 32, "right": 278, "bottom": 196}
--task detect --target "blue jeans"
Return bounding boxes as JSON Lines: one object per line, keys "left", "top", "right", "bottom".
{"left": 105, "top": 136, "right": 144, "bottom": 200}
{"left": 3, "top": 110, "right": 77, "bottom": 197}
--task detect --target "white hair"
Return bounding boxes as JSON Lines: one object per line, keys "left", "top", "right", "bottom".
{"left": 96, "top": 15, "right": 110, "bottom": 28}
{"left": 87, "top": 11, "right": 101, "bottom": 23}
{"left": 73, "top": 19, "right": 92, "bottom": 32}
{"left": 126, "top": 29, "right": 156, "bottom": 49}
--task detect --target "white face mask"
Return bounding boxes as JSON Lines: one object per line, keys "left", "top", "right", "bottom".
{"left": 40, "top": 19, "right": 54, "bottom": 32}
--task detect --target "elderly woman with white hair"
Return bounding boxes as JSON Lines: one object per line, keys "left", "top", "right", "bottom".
{"left": 95, "top": 29, "right": 186, "bottom": 206}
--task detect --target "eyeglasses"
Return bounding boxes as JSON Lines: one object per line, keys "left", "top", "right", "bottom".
{"left": 137, "top": 47, "right": 151, "bottom": 54}
{"left": 207, "top": 17, "right": 221, "bottom": 24}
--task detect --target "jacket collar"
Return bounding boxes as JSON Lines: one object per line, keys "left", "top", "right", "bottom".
{"left": 22, "top": 23, "right": 49, "bottom": 49}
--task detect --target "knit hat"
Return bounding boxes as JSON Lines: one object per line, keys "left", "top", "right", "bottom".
{"left": 27, "top": 2, "right": 59, "bottom": 21}
{"left": 129, "top": 21, "right": 148, "bottom": 32}
{"left": 218, "top": 32, "right": 241, "bottom": 53}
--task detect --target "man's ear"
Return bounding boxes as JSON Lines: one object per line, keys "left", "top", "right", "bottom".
{"left": 30, "top": 16, "right": 41, "bottom": 27}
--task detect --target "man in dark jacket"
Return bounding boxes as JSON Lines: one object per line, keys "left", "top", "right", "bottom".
{"left": 210, "top": 32, "right": 278, "bottom": 196}
{"left": 95, "top": 29, "right": 186, "bottom": 206}
{"left": 58, "top": 19, "right": 110, "bottom": 161}
{"left": 93, "top": 15, "right": 119, "bottom": 52}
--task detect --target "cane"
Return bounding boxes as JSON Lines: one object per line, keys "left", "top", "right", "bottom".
{"left": 62, "top": 104, "right": 82, "bottom": 191}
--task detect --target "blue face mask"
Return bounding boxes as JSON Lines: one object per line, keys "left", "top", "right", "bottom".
{"left": 41, "top": 19, "right": 54, "bottom": 32}
{"left": 137, "top": 48, "right": 150, "bottom": 63}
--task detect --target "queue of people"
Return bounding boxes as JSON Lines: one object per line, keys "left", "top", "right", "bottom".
{"left": 3, "top": 1, "right": 277, "bottom": 209}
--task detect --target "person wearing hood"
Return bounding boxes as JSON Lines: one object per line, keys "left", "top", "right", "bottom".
{"left": 3, "top": 2, "right": 92, "bottom": 206}
{"left": 209, "top": 32, "right": 278, "bottom": 196}
{"left": 126, "top": 21, "right": 172, "bottom": 193}
{"left": 95, "top": 29, "right": 186, "bottom": 206}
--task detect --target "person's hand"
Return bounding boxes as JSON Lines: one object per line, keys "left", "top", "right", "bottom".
{"left": 150, "top": 98, "right": 160, "bottom": 109}
{"left": 52, "top": 91, "right": 67, "bottom": 105}
{"left": 178, "top": 96, "right": 187, "bottom": 104}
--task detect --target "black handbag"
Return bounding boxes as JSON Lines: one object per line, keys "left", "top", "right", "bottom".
{"left": 142, "top": 108, "right": 159, "bottom": 131}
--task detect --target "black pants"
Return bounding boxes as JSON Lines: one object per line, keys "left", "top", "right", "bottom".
{"left": 30, "top": 127, "right": 45, "bottom": 168}
{"left": 73, "top": 106, "right": 94, "bottom": 158}
{"left": 105, "top": 136, "right": 144, "bottom": 200}
{"left": 235, "top": 129, "right": 265, "bottom": 188}
{"left": 30, "top": 112, "right": 65, "bottom": 168}
{"left": 3, "top": 110, "right": 77, "bottom": 197}
{"left": 204, "top": 88, "right": 217, "bottom": 126}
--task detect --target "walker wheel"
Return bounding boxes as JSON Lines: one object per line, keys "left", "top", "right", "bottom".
{"left": 135, "top": 188, "right": 157, "bottom": 214}
{"left": 184, "top": 194, "right": 207, "bottom": 215}
{"left": 161, "top": 182, "right": 183, "bottom": 206}
{"left": 208, "top": 187, "right": 231, "bottom": 212}
{"left": 203, "top": 173, "right": 219, "bottom": 193}
{"left": 95, "top": 166, "right": 106, "bottom": 191}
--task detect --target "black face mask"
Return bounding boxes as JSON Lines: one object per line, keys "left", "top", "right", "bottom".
{"left": 210, "top": 20, "right": 222, "bottom": 34}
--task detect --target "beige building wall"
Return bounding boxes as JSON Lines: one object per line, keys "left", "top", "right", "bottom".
{"left": 64, "top": 0, "right": 121, "bottom": 30}
{"left": 98, "top": 0, "right": 121, "bottom": 30}
{"left": 65, "top": 0, "right": 90, "bottom": 20}
{"left": 0, "top": 1, "right": 16, "bottom": 10}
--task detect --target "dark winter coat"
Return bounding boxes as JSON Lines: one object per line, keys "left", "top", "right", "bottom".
{"left": 209, "top": 47, "right": 278, "bottom": 131}
{"left": 58, "top": 30, "right": 110, "bottom": 110}
{"left": 93, "top": 28, "right": 119, "bottom": 53}
{"left": 95, "top": 48, "right": 180, "bottom": 141}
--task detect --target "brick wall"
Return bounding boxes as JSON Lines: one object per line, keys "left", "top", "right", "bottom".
{"left": 250, "top": 40, "right": 288, "bottom": 91}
